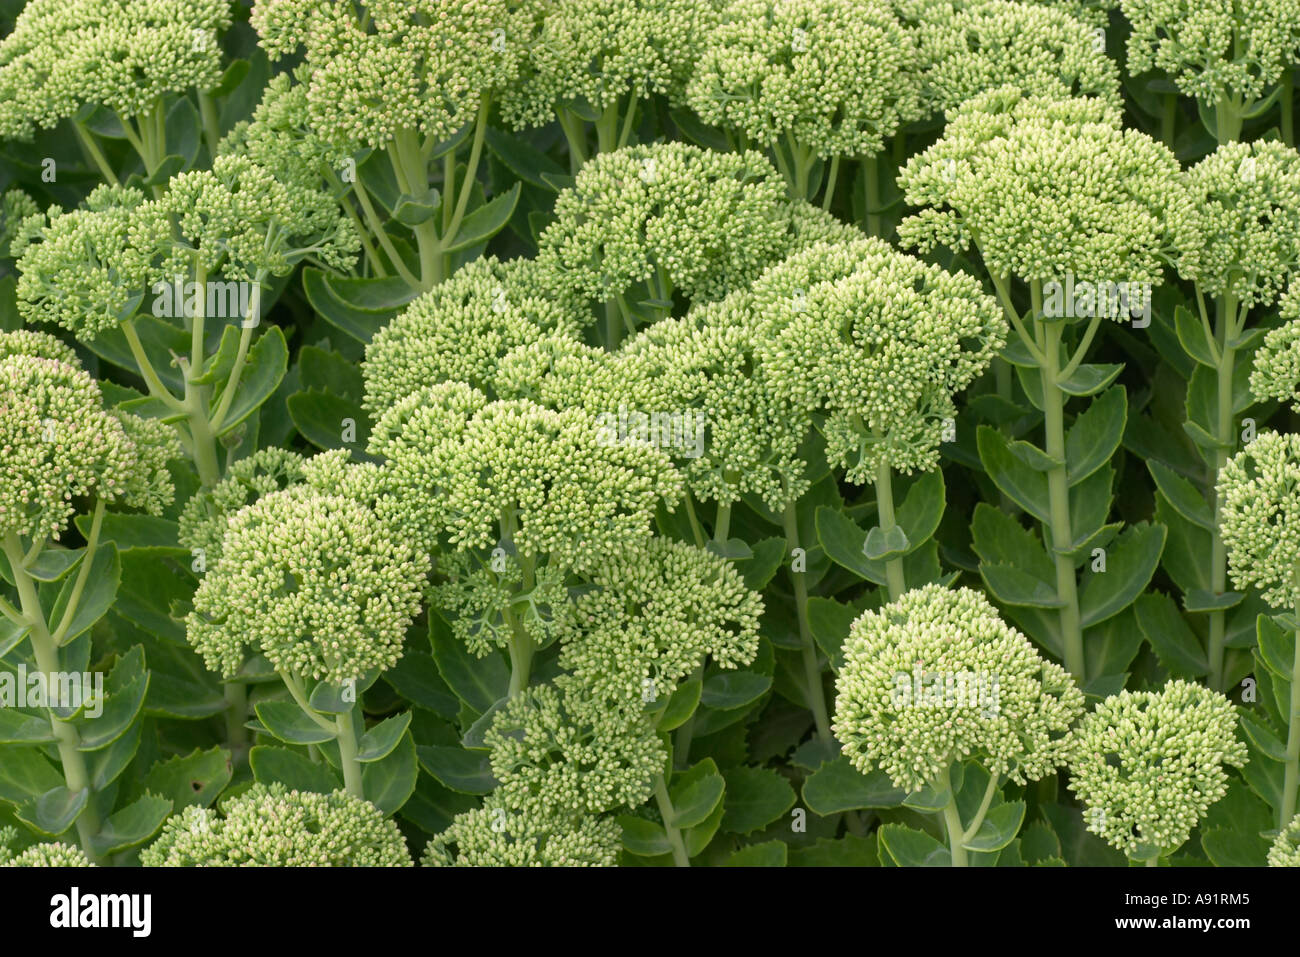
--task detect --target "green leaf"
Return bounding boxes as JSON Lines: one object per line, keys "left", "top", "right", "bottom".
{"left": 1256, "top": 614, "right": 1295, "bottom": 681}
{"left": 444, "top": 182, "right": 521, "bottom": 253}
{"left": 0, "top": 750, "right": 63, "bottom": 804}
{"left": 816, "top": 506, "right": 886, "bottom": 585}
{"left": 88, "top": 794, "right": 172, "bottom": 857}
{"left": 1184, "top": 589, "right": 1244, "bottom": 613}
{"left": 428, "top": 611, "right": 509, "bottom": 714}
{"left": 485, "top": 126, "right": 566, "bottom": 189}
{"left": 808, "top": 597, "right": 859, "bottom": 673}
{"left": 1059, "top": 363, "right": 1124, "bottom": 397}
{"left": 1238, "top": 710, "right": 1287, "bottom": 762}
{"left": 212, "top": 326, "right": 288, "bottom": 436}
{"left": 461, "top": 696, "right": 509, "bottom": 750}
{"left": 297, "top": 344, "right": 364, "bottom": 400}
{"left": 392, "top": 188, "right": 441, "bottom": 227}
{"left": 619, "top": 816, "right": 671, "bottom": 857}
{"left": 700, "top": 671, "right": 771, "bottom": 711}
{"left": 287, "top": 388, "right": 369, "bottom": 453}
{"left": 301, "top": 269, "right": 418, "bottom": 344}
{"left": 361, "top": 730, "right": 418, "bottom": 814}
{"left": 357, "top": 712, "right": 412, "bottom": 762}
{"left": 89, "top": 721, "right": 140, "bottom": 791}
{"left": 15, "top": 786, "right": 87, "bottom": 838}
{"left": 1078, "top": 523, "right": 1167, "bottom": 628}
{"left": 1148, "top": 461, "right": 1214, "bottom": 530}
{"left": 655, "top": 677, "right": 701, "bottom": 731}
{"left": 723, "top": 840, "right": 788, "bottom": 866}
{"left": 1201, "top": 827, "right": 1269, "bottom": 867}
{"left": 1066, "top": 387, "right": 1127, "bottom": 486}
{"left": 1174, "top": 305, "right": 1218, "bottom": 368}
{"left": 896, "top": 470, "right": 946, "bottom": 554}
{"left": 74, "top": 514, "right": 183, "bottom": 552}
{"left": 1008, "top": 440, "right": 1061, "bottom": 472}
{"left": 1019, "top": 821, "right": 1062, "bottom": 864}
{"left": 26, "top": 548, "right": 85, "bottom": 583}
{"left": 685, "top": 793, "right": 728, "bottom": 857}
{"left": 249, "top": 745, "right": 340, "bottom": 793}
{"left": 963, "top": 801, "right": 1025, "bottom": 852}
{"left": 307, "top": 679, "right": 362, "bottom": 715}
{"left": 46, "top": 544, "right": 119, "bottom": 646}
{"left": 864, "top": 523, "right": 909, "bottom": 560}
{"left": 670, "top": 759, "right": 725, "bottom": 829}
{"left": 1133, "top": 593, "right": 1209, "bottom": 678}
{"left": 416, "top": 745, "right": 498, "bottom": 795}
{"left": 0, "top": 709, "right": 56, "bottom": 745}
{"left": 878, "top": 824, "right": 951, "bottom": 866}
{"left": 721, "top": 767, "right": 796, "bottom": 835}
{"left": 74, "top": 648, "right": 149, "bottom": 749}
{"left": 734, "top": 537, "right": 786, "bottom": 591}
{"left": 802, "top": 756, "right": 906, "bottom": 815}
{"left": 977, "top": 426, "right": 1050, "bottom": 523}
{"left": 0, "top": 617, "right": 30, "bottom": 658}
{"left": 384, "top": 651, "right": 461, "bottom": 721}
{"left": 141, "top": 747, "right": 232, "bottom": 810}
{"left": 254, "top": 700, "right": 336, "bottom": 745}
{"left": 788, "top": 833, "right": 880, "bottom": 866}
{"left": 980, "top": 564, "right": 1065, "bottom": 608}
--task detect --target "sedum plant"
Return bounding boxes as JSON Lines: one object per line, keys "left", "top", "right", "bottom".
{"left": 899, "top": 89, "right": 1186, "bottom": 684}
{"left": 686, "top": 0, "right": 922, "bottom": 208}
{"left": 141, "top": 784, "right": 412, "bottom": 866}
{"left": 0, "top": 330, "right": 177, "bottom": 863}
{"left": 834, "top": 584, "right": 1084, "bottom": 865}
{"left": 1067, "top": 679, "right": 1247, "bottom": 864}
{"left": 1218, "top": 428, "right": 1300, "bottom": 830}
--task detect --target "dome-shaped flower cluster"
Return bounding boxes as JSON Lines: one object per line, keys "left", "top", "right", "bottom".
{"left": 1067, "top": 680, "right": 1247, "bottom": 859}
{"left": 141, "top": 785, "right": 412, "bottom": 866}
{"left": 0, "top": 330, "right": 176, "bottom": 544}
{"left": 0, "top": 0, "right": 231, "bottom": 141}
{"left": 833, "top": 584, "right": 1083, "bottom": 793}
{"left": 1217, "top": 429, "right": 1300, "bottom": 610}
{"left": 1251, "top": 282, "right": 1300, "bottom": 411}
{"left": 1268, "top": 813, "right": 1300, "bottom": 867}
{"left": 422, "top": 797, "right": 621, "bottom": 867}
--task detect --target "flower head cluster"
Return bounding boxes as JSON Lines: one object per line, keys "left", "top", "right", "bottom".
{"left": 833, "top": 584, "right": 1084, "bottom": 793}
{"left": 1173, "top": 141, "right": 1300, "bottom": 309}
{"left": 422, "top": 797, "right": 621, "bottom": 867}
{"left": 686, "top": 0, "right": 922, "bottom": 160}
{"left": 0, "top": 188, "right": 38, "bottom": 261}
{"left": 1120, "top": 0, "right": 1300, "bottom": 107}
{"left": 561, "top": 537, "right": 763, "bottom": 701}
{"left": 533, "top": 143, "right": 795, "bottom": 317}
{"left": 0, "top": 0, "right": 231, "bottom": 140}
{"left": 141, "top": 785, "right": 412, "bottom": 866}
{"left": 0, "top": 331, "right": 176, "bottom": 543}
{"left": 179, "top": 448, "right": 307, "bottom": 568}
{"left": 1067, "top": 680, "right": 1247, "bottom": 858}
{"left": 1251, "top": 283, "right": 1300, "bottom": 410}
{"left": 186, "top": 456, "right": 429, "bottom": 683}
{"left": 16, "top": 157, "right": 358, "bottom": 340}
{"left": 500, "top": 0, "right": 712, "bottom": 130}
{"left": 485, "top": 679, "right": 664, "bottom": 817}
{"left": 362, "top": 257, "right": 581, "bottom": 413}
{"left": 1217, "top": 429, "right": 1300, "bottom": 609}
{"left": 1269, "top": 813, "right": 1300, "bottom": 867}
{"left": 749, "top": 238, "right": 1005, "bottom": 480}
{"left": 0, "top": 828, "right": 93, "bottom": 867}
{"left": 899, "top": 0, "right": 1123, "bottom": 117}
{"left": 898, "top": 89, "right": 1188, "bottom": 291}
{"left": 370, "top": 383, "right": 682, "bottom": 574}
{"left": 251, "top": 0, "right": 528, "bottom": 151}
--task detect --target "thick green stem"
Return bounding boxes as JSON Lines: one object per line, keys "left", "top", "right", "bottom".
{"left": 1280, "top": 573, "right": 1300, "bottom": 828}
{"left": 557, "top": 109, "right": 588, "bottom": 173}
{"left": 713, "top": 502, "right": 732, "bottom": 544}
{"left": 198, "top": 91, "right": 222, "bottom": 160}
{"left": 782, "top": 504, "right": 833, "bottom": 748}
{"left": 822, "top": 155, "right": 840, "bottom": 212}
{"left": 1160, "top": 93, "right": 1178, "bottom": 148}
{"left": 336, "top": 708, "right": 364, "bottom": 800}
{"left": 863, "top": 154, "right": 881, "bottom": 237}
{"left": 506, "top": 611, "right": 535, "bottom": 698}
{"left": 673, "top": 662, "right": 705, "bottom": 770}
{"left": 1207, "top": 293, "right": 1239, "bottom": 692}
{"left": 50, "top": 500, "right": 104, "bottom": 645}
{"left": 1215, "top": 95, "right": 1243, "bottom": 144}
{"left": 72, "top": 123, "right": 119, "bottom": 186}
{"left": 940, "top": 767, "right": 968, "bottom": 867}
{"left": 874, "top": 461, "right": 906, "bottom": 601}
{"left": 653, "top": 774, "right": 690, "bottom": 867}
{"left": 3, "top": 535, "right": 102, "bottom": 862}
{"left": 1038, "top": 317, "right": 1085, "bottom": 680}
{"left": 223, "top": 683, "right": 248, "bottom": 762}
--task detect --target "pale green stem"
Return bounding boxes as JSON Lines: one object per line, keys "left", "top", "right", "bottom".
{"left": 336, "top": 707, "right": 364, "bottom": 800}
{"left": 822, "top": 154, "right": 840, "bottom": 212}
{"left": 72, "top": 123, "right": 119, "bottom": 186}
{"left": 1280, "top": 571, "right": 1300, "bottom": 828}
{"left": 1207, "top": 293, "right": 1240, "bottom": 692}
{"left": 2, "top": 534, "right": 102, "bottom": 862}
{"left": 939, "top": 766, "right": 968, "bottom": 867}
{"left": 50, "top": 500, "right": 105, "bottom": 645}
{"left": 120, "top": 320, "right": 184, "bottom": 412}
{"left": 352, "top": 175, "right": 421, "bottom": 289}
{"left": 653, "top": 774, "right": 690, "bottom": 867}
{"left": 1037, "top": 315, "right": 1085, "bottom": 680}
{"left": 782, "top": 503, "right": 833, "bottom": 748}
{"left": 874, "top": 461, "right": 906, "bottom": 601}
